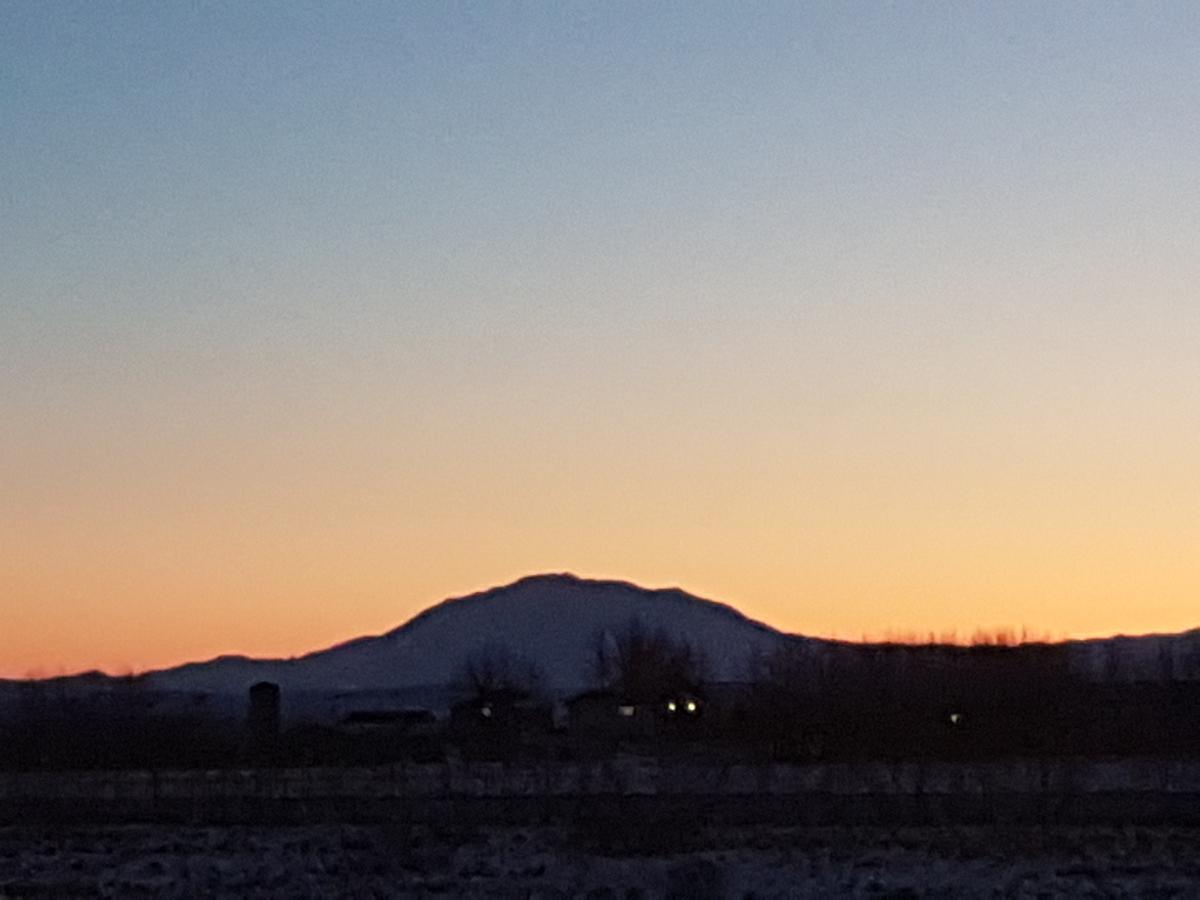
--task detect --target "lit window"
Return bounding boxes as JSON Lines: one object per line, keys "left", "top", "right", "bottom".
{"left": 618, "top": 705, "right": 636, "bottom": 717}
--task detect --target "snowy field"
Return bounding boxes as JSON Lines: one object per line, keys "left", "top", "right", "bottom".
{"left": 3, "top": 824, "right": 1200, "bottom": 897}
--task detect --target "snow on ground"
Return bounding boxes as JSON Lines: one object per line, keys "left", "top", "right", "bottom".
{"left": 3, "top": 824, "right": 1200, "bottom": 897}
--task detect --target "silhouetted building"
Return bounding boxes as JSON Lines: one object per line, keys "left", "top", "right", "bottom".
{"left": 567, "top": 690, "right": 656, "bottom": 738}
{"left": 338, "top": 709, "right": 436, "bottom": 734}
{"left": 449, "top": 689, "right": 551, "bottom": 740}
{"left": 567, "top": 688, "right": 708, "bottom": 739}
{"left": 247, "top": 681, "right": 281, "bottom": 760}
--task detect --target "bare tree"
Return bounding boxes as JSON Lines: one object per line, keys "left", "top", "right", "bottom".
{"left": 1158, "top": 639, "right": 1176, "bottom": 682}
{"left": 588, "top": 618, "right": 706, "bottom": 700}
{"left": 455, "top": 643, "right": 543, "bottom": 701}
{"left": 747, "top": 640, "right": 825, "bottom": 696}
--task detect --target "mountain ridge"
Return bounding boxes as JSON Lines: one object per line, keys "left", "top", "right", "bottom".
{"left": 7, "top": 575, "right": 1200, "bottom": 697}
{"left": 138, "top": 573, "right": 801, "bottom": 696}
{"left": 377, "top": 572, "right": 789, "bottom": 642}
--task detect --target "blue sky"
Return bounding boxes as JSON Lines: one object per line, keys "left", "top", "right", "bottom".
{"left": 2, "top": 2, "right": 1199, "bottom": 672}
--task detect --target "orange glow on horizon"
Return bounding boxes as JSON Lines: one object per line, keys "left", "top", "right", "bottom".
{"left": 4, "top": 4, "right": 1198, "bottom": 681}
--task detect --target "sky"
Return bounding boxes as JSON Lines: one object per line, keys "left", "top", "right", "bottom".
{"left": 2, "top": 2, "right": 1198, "bottom": 677}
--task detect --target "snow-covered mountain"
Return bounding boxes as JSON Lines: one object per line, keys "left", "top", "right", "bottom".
{"left": 142, "top": 574, "right": 797, "bottom": 699}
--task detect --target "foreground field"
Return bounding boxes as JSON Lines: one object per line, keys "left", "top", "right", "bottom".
{"left": 3, "top": 824, "right": 1200, "bottom": 897}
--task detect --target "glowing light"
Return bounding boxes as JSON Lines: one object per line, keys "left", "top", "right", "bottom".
{"left": 686, "top": 700, "right": 698, "bottom": 713}
{"left": 481, "top": 705, "right": 492, "bottom": 718}
{"left": 667, "top": 701, "right": 677, "bottom": 712}
{"left": 618, "top": 705, "right": 635, "bottom": 717}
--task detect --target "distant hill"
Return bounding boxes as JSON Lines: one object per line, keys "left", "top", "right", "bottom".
{"left": 6, "top": 575, "right": 1200, "bottom": 715}
{"left": 141, "top": 574, "right": 799, "bottom": 698}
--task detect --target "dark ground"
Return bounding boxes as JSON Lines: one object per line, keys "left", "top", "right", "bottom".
{"left": 3, "top": 823, "right": 1200, "bottom": 898}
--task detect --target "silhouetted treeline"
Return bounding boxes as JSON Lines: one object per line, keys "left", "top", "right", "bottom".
{"left": 742, "top": 641, "right": 1200, "bottom": 761}
{"left": 3, "top": 629, "right": 1199, "bottom": 771}
{"left": 0, "top": 683, "right": 242, "bottom": 770}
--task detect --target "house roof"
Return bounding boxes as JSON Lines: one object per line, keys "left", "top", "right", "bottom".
{"left": 566, "top": 689, "right": 635, "bottom": 705}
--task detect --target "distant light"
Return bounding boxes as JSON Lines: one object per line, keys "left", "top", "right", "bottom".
{"left": 618, "top": 705, "right": 636, "bottom": 717}
{"left": 667, "top": 701, "right": 677, "bottom": 712}
{"left": 481, "top": 705, "right": 493, "bottom": 718}
{"left": 685, "top": 701, "right": 698, "bottom": 713}
{"left": 949, "top": 712, "right": 963, "bottom": 725}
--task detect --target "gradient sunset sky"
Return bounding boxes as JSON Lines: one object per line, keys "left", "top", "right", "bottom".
{"left": 3, "top": 3, "right": 1198, "bottom": 677}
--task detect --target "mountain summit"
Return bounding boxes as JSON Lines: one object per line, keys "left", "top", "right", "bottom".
{"left": 73, "top": 574, "right": 1200, "bottom": 709}
{"left": 144, "top": 574, "right": 795, "bottom": 697}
